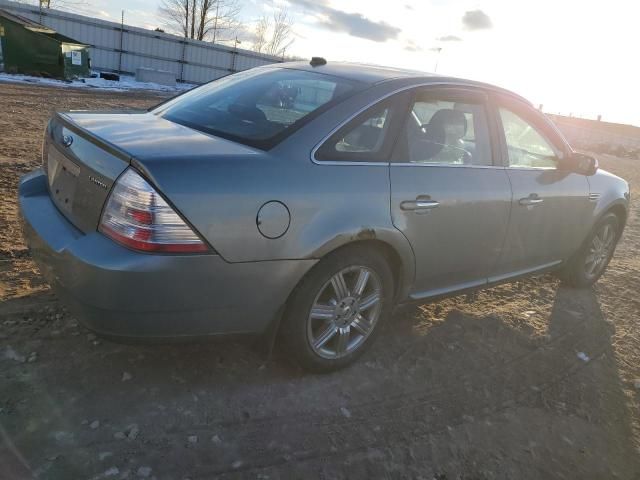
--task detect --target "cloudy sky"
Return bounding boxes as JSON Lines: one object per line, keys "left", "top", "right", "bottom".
{"left": 55, "top": 0, "right": 639, "bottom": 126}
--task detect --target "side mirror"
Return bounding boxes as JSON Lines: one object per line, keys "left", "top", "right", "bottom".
{"left": 561, "top": 152, "right": 598, "bottom": 176}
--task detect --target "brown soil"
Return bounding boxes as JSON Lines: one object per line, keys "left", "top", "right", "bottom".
{"left": 1, "top": 81, "right": 639, "bottom": 479}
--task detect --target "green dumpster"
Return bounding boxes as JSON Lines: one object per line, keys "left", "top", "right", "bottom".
{"left": 0, "top": 9, "right": 90, "bottom": 80}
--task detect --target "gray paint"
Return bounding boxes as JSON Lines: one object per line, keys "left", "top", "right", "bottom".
{"left": 19, "top": 64, "right": 630, "bottom": 338}
{"left": 20, "top": 171, "right": 314, "bottom": 337}
{"left": 494, "top": 169, "right": 591, "bottom": 276}
{"left": 257, "top": 201, "right": 291, "bottom": 239}
{"left": 390, "top": 165, "right": 512, "bottom": 296}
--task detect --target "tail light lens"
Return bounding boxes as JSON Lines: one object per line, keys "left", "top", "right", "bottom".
{"left": 99, "top": 169, "right": 208, "bottom": 253}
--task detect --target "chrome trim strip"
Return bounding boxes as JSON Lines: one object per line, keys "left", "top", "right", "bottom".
{"left": 391, "top": 163, "right": 505, "bottom": 169}
{"left": 310, "top": 80, "right": 500, "bottom": 166}
{"left": 309, "top": 160, "right": 389, "bottom": 166}
{"left": 409, "top": 278, "right": 486, "bottom": 301}
{"left": 506, "top": 166, "right": 557, "bottom": 171}
{"left": 487, "top": 260, "right": 562, "bottom": 284}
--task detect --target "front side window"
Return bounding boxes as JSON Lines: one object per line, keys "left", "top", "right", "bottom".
{"left": 155, "top": 68, "right": 361, "bottom": 149}
{"left": 395, "top": 94, "right": 492, "bottom": 166}
{"left": 499, "top": 107, "right": 558, "bottom": 168}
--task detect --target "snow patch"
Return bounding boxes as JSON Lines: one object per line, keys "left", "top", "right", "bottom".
{"left": 0, "top": 71, "right": 195, "bottom": 93}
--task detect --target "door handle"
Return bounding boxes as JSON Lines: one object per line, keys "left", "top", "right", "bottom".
{"left": 400, "top": 199, "right": 440, "bottom": 211}
{"left": 519, "top": 194, "right": 544, "bottom": 206}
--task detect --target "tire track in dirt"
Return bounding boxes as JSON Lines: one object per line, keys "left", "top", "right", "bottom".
{"left": 46, "top": 307, "right": 607, "bottom": 477}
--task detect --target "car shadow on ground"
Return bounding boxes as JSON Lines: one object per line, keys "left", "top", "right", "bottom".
{"left": 1, "top": 280, "right": 639, "bottom": 479}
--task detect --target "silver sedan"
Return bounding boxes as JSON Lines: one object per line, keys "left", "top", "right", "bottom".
{"left": 19, "top": 59, "right": 629, "bottom": 371}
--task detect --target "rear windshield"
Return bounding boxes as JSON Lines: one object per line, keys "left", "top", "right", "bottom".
{"left": 155, "top": 68, "right": 362, "bottom": 149}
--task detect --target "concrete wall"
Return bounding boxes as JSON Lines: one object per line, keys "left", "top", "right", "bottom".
{"left": 136, "top": 67, "right": 176, "bottom": 86}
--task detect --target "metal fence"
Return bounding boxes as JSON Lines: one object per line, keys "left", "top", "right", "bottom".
{"left": 0, "top": 0, "right": 283, "bottom": 84}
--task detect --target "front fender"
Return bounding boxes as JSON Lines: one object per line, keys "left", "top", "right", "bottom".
{"left": 587, "top": 169, "right": 630, "bottom": 230}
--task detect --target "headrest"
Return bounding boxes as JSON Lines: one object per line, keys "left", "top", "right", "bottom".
{"left": 228, "top": 102, "right": 267, "bottom": 123}
{"left": 428, "top": 109, "right": 467, "bottom": 140}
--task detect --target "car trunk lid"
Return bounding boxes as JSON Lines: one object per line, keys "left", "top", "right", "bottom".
{"left": 45, "top": 111, "right": 260, "bottom": 234}
{"left": 45, "top": 114, "right": 131, "bottom": 234}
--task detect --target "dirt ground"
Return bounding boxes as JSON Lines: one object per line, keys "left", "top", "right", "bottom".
{"left": 1, "top": 81, "right": 640, "bottom": 480}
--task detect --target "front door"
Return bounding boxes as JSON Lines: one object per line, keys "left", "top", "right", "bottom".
{"left": 390, "top": 87, "right": 512, "bottom": 298}
{"left": 490, "top": 97, "right": 591, "bottom": 280}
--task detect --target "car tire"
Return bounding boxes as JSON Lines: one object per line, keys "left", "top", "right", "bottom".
{"left": 559, "top": 212, "right": 621, "bottom": 288}
{"left": 280, "top": 245, "right": 394, "bottom": 373}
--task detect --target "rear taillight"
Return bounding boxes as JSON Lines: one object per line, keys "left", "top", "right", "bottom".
{"left": 99, "top": 169, "right": 208, "bottom": 253}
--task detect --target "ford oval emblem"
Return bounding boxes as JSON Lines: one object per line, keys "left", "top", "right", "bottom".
{"left": 62, "top": 134, "right": 73, "bottom": 147}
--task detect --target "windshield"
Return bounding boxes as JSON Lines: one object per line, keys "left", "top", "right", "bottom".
{"left": 154, "top": 67, "right": 362, "bottom": 149}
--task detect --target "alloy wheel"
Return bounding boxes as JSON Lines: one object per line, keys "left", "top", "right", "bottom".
{"left": 307, "top": 266, "right": 383, "bottom": 359}
{"left": 584, "top": 222, "right": 616, "bottom": 279}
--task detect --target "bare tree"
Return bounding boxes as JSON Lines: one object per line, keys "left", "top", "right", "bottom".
{"left": 267, "top": 10, "right": 293, "bottom": 57}
{"left": 158, "top": 0, "right": 241, "bottom": 43}
{"left": 251, "top": 9, "right": 294, "bottom": 58}
{"left": 209, "top": 0, "right": 241, "bottom": 43}
{"left": 159, "top": 0, "right": 190, "bottom": 37}
{"left": 251, "top": 15, "right": 269, "bottom": 54}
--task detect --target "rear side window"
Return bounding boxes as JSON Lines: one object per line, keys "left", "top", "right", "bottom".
{"left": 335, "top": 107, "right": 390, "bottom": 153}
{"left": 315, "top": 92, "right": 409, "bottom": 162}
{"left": 395, "top": 93, "right": 492, "bottom": 166}
{"left": 156, "top": 68, "right": 361, "bottom": 149}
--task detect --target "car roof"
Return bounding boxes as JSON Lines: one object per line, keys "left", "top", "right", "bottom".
{"left": 277, "top": 60, "right": 532, "bottom": 106}
{"left": 279, "top": 60, "right": 434, "bottom": 84}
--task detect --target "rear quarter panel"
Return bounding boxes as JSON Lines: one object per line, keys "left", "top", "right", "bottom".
{"left": 139, "top": 83, "right": 418, "bottom": 298}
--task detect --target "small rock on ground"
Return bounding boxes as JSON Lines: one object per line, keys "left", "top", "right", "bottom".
{"left": 577, "top": 352, "right": 590, "bottom": 362}
{"left": 104, "top": 467, "right": 119, "bottom": 477}
{"left": 98, "top": 452, "right": 113, "bottom": 461}
{"left": 127, "top": 424, "right": 139, "bottom": 440}
{"left": 137, "top": 466, "right": 152, "bottom": 477}
{"left": 4, "top": 346, "right": 26, "bottom": 363}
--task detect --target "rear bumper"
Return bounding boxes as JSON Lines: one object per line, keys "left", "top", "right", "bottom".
{"left": 19, "top": 169, "right": 315, "bottom": 338}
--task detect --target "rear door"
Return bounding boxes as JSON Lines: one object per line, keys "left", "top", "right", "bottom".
{"left": 389, "top": 87, "right": 512, "bottom": 298}
{"left": 489, "top": 95, "right": 591, "bottom": 280}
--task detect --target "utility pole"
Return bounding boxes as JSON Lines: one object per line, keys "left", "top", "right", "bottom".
{"left": 230, "top": 36, "right": 240, "bottom": 73}
{"left": 212, "top": 2, "right": 220, "bottom": 43}
{"left": 39, "top": 0, "right": 50, "bottom": 23}
{"left": 433, "top": 47, "right": 442, "bottom": 73}
{"left": 118, "top": 10, "right": 124, "bottom": 74}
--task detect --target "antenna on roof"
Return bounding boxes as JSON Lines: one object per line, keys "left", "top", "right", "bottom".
{"left": 310, "top": 57, "right": 327, "bottom": 67}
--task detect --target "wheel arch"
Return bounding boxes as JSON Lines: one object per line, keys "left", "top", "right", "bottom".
{"left": 320, "top": 239, "right": 407, "bottom": 301}
{"left": 309, "top": 229, "right": 416, "bottom": 303}
{"left": 605, "top": 203, "right": 628, "bottom": 230}
{"left": 592, "top": 199, "right": 629, "bottom": 239}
